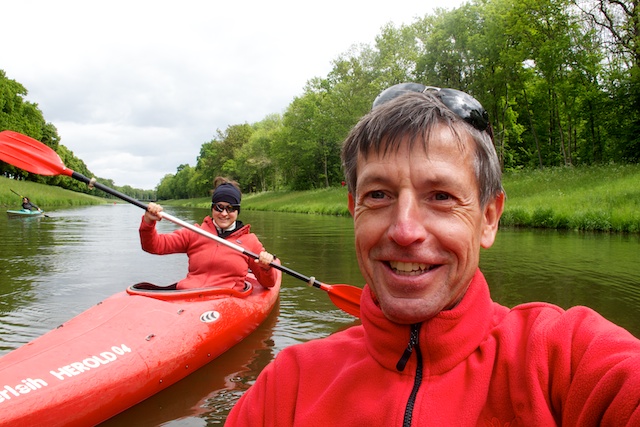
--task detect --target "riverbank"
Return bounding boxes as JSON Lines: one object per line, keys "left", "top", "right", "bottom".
{"left": 166, "top": 164, "right": 640, "bottom": 233}
{"left": 501, "top": 164, "right": 640, "bottom": 232}
{"left": 3, "top": 164, "right": 640, "bottom": 232}
{"left": 0, "top": 176, "right": 105, "bottom": 208}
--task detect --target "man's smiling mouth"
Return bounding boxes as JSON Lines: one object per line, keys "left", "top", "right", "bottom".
{"left": 389, "top": 261, "right": 438, "bottom": 276}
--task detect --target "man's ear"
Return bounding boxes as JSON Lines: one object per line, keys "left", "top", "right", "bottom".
{"left": 480, "top": 191, "right": 505, "bottom": 249}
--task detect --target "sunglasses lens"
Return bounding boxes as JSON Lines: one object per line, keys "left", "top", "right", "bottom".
{"left": 213, "top": 203, "right": 237, "bottom": 213}
{"left": 437, "top": 88, "right": 489, "bottom": 131}
{"left": 373, "top": 83, "right": 489, "bottom": 132}
{"left": 372, "top": 83, "right": 427, "bottom": 109}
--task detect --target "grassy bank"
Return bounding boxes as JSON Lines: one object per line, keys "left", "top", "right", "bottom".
{"left": 4, "top": 164, "right": 640, "bottom": 233}
{"left": 0, "top": 176, "right": 106, "bottom": 208}
{"left": 161, "top": 187, "right": 349, "bottom": 216}
{"left": 167, "top": 164, "right": 640, "bottom": 233}
{"left": 501, "top": 164, "right": 640, "bottom": 233}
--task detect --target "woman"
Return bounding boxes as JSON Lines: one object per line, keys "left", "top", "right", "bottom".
{"left": 22, "top": 197, "right": 41, "bottom": 211}
{"left": 139, "top": 177, "right": 278, "bottom": 290}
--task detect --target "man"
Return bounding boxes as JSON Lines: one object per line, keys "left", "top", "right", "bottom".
{"left": 227, "top": 83, "right": 640, "bottom": 426}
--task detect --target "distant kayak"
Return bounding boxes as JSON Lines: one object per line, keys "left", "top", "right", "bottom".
{"left": 6, "top": 209, "right": 44, "bottom": 217}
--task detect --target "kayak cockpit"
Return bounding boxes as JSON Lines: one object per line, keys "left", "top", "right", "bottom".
{"left": 127, "top": 280, "right": 253, "bottom": 301}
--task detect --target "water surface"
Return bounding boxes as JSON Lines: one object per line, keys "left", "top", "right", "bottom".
{"left": 0, "top": 204, "right": 638, "bottom": 425}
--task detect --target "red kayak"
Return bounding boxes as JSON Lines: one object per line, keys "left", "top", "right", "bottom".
{"left": 0, "top": 271, "right": 281, "bottom": 427}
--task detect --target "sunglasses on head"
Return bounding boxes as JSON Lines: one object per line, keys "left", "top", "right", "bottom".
{"left": 212, "top": 203, "right": 240, "bottom": 213}
{"left": 372, "top": 83, "right": 490, "bottom": 132}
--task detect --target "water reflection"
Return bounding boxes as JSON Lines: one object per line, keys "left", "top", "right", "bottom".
{"left": 481, "top": 228, "right": 640, "bottom": 335}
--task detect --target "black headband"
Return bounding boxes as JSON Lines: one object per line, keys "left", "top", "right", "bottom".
{"left": 212, "top": 183, "right": 241, "bottom": 205}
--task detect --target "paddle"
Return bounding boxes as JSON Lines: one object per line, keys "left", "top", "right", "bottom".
{"left": 0, "top": 130, "right": 362, "bottom": 317}
{"left": 10, "top": 188, "right": 49, "bottom": 217}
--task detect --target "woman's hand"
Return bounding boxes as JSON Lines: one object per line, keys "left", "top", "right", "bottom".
{"left": 144, "top": 202, "right": 164, "bottom": 224}
{"left": 255, "top": 251, "right": 275, "bottom": 270}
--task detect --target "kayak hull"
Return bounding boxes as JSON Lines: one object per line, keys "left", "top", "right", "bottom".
{"left": 6, "top": 209, "right": 44, "bottom": 217}
{"left": 0, "top": 272, "right": 280, "bottom": 426}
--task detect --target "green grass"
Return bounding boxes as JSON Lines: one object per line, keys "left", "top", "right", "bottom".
{"left": 0, "top": 176, "right": 106, "bottom": 209}
{"left": 244, "top": 187, "right": 351, "bottom": 215}
{"left": 501, "top": 164, "right": 640, "bottom": 233}
{"left": 162, "top": 187, "right": 352, "bottom": 216}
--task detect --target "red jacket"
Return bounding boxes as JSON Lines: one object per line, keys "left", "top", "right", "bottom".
{"left": 227, "top": 269, "right": 640, "bottom": 426}
{"left": 139, "top": 216, "right": 278, "bottom": 290}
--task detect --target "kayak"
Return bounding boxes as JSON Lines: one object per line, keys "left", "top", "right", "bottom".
{"left": 6, "top": 209, "right": 44, "bottom": 217}
{"left": 0, "top": 270, "right": 281, "bottom": 427}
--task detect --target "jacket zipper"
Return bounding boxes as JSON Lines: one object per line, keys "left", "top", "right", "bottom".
{"left": 397, "top": 323, "right": 423, "bottom": 427}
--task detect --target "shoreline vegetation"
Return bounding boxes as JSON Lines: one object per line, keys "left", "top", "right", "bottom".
{"left": 3, "top": 164, "right": 640, "bottom": 233}
{"left": 0, "top": 176, "right": 105, "bottom": 208}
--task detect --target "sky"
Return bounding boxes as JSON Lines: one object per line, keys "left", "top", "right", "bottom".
{"left": 3, "top": 0, "right": 464, "bottom": 190}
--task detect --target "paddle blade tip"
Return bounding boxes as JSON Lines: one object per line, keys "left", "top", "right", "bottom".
{"left": 327, "top": 284, "right": 362, "bottom": 318}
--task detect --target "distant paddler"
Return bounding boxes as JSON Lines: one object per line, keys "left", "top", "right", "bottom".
{"left": 10, "top": 189, "right": 43, "bottom": 212}
{"left": 21, "top": 196, "right": 42, "bottom": 212}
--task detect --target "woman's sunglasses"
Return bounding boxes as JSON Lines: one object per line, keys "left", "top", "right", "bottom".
{"left": 212, "top": 203, "right": 240, "bottom": 213}
{"left": 372, "top": 82, "right": 489, "bottom": 132}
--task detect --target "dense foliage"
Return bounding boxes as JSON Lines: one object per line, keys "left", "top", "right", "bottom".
{"left": 3, "top": 0, "right": 638, "bottom": 199}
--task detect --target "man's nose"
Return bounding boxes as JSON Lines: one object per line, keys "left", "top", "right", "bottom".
{"left": 387, "top": 193, "right": 428, "bottom": 247}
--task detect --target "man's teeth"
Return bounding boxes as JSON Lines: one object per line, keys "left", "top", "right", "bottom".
{"left": 390, "top": 261, "right": 431, "bottom": 275}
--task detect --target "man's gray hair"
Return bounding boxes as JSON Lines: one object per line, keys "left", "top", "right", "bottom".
{"left": 341, "top": 92, "right": 503, "bottom": 207}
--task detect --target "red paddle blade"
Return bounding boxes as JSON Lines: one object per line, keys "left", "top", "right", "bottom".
{"left": 325, "top": 284, "right": 362, "bottom": 318}
{"left": 0, "top": 130, "right": 71, "bottom": 176}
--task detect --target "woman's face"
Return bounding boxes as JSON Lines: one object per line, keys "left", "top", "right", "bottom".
{"left": 211, "top": 202, "right": 239, "bottom": 229}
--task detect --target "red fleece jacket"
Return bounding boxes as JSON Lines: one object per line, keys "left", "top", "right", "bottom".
{"left": 227, "top": 269, "right": 640, "bottom": 426}
{"left": 139, "top": 215, "right": 278, "bottom": 290}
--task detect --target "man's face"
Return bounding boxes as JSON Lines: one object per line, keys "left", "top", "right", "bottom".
{"left": 348, "top": 125, "right": 503, "bottom": 324}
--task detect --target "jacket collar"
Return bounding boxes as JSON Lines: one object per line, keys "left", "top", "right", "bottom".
{"left": 360, "top": 268, "right": 496, "bottom": 375}
{"left": 202, "top": 216, "right": 249, "bottom": 239}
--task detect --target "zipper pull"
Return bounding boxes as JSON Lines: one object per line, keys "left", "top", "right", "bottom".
{"left": 396, "top": 323, "right": 420, "bottom": 371}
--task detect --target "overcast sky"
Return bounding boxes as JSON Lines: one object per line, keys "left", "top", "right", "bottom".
{"left": 3, "top": 0, "right": 463, "bottom": 190}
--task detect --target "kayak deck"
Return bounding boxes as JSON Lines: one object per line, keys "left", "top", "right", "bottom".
{"left": 6, "top": 209, "right": 44, "bottom": 216}
{"left": 0, "top": 271, "right": 281, "bottom": 427}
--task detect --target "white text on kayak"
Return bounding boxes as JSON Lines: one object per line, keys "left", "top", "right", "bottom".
{"left": 0, "top": 344, "right": 131, "bottom": 404}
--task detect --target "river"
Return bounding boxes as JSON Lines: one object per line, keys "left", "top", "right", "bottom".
{"left": 1, "top": 204, "right": 639, "bottom": 425}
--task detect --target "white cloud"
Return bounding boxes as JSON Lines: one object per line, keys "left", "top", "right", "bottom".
{"left": 2, "top": 0, "right": 463, "bottom": 189}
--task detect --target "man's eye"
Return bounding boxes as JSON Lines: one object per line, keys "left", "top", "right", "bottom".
{"left": 434, "top": 193, "right": 450, "bottom": 201}
{"left": 370, "top": 191, "right": 385, "bottom": 199}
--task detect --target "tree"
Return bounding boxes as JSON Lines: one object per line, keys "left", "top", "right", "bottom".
{"left": 236, "top": 114, "right": 281, "bottom": 192}
{"left": 576, "top": 0, "right": 640, "bottom": 161}
{"left": 156, "top": 174, "right": 176, "bottom": 200}
{"left": 278, "top": 91, "right": 325, "bottom": 189}
{"left": 1, "top": 70, "right": 60, "bottom": 181}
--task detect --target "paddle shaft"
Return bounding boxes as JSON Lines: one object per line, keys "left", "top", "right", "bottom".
{"left": 73, "top": 171, "right": 327, "bottom": 289}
